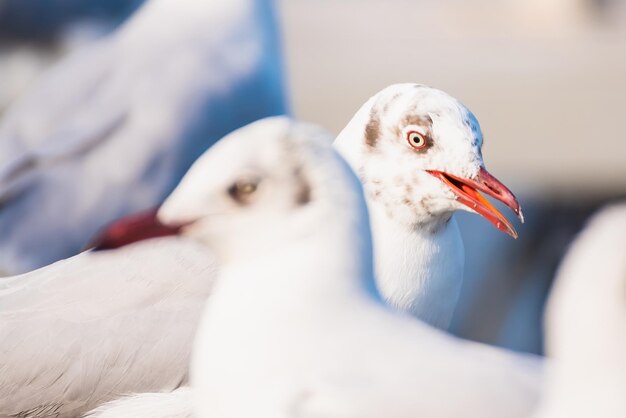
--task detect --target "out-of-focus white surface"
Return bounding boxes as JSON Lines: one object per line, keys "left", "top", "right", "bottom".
{"left": 533, "top": 202, "right": 626, "bottom": 418}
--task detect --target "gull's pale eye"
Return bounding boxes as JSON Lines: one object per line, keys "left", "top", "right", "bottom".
{"left": 238, "top": 182, "right": 257, "bottom": 194}
{"left": 228, "top": 178, "right": 259, "bottom": 205}
{"left": 407, "top": 131, "right": 427, "bottom": 150}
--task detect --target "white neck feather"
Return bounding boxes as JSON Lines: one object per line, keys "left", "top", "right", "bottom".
{"left": 219, "top": 222, "right": 376, "bottom": 308}
{"left": 334, "top": 100, "right": 465, "bottom": 330}
{"left": 367, "top": 201, "right": 464, "bottom": 329}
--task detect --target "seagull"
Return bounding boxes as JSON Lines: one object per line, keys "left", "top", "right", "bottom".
{"left": 0, "top": 0, "right": 287, "bottom": 275}
{"left": 106, "top": 116, "right": 538, "bottom": 418}
{"left": 532, "top": 203, "right": 626, "bottom": 418}
{"left": 337, "top": 83, "right": 523, "bottom": 328}
{"left": 83, "top": 85, "right": 535, "bottom": 416}
{"left": 98, "top": 83, "right": 524, "bottom": 330}
{"left": 0, "top": 83, "right": 533, "bottom": 415}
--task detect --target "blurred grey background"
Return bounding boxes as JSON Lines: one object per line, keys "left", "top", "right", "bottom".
{"left": 1, "top": 0, "right": 625, "bottom": 354}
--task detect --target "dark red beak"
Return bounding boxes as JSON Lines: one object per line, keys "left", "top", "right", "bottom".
{"left": 427, "top": 167, "right": 524, "bottom": 238}
{"left": 88, "top": 208, "right": 185, "bottom": 251}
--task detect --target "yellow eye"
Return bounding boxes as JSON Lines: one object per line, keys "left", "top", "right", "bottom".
{"left": 238, "top": 182, "right": 257, "bottom": 195}
{"left": 407, "top": 131, "right": 427, "bottom": 150}
{"left": 228, "top": 178, "right": 259, "bottom": 205}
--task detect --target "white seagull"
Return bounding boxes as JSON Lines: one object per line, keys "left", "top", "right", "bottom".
{"left": 125, "top": 116, "right": 538, "bottom": 418}
{"left": 334, "top": 83, "right": 524, "bottom": 329}
{"left": 0, "top": 0, "right": 287, "bottom": 275}
{"left": 88, "top": 84, "right": 534, "bottom": 416}
{"left": 532, "top": 203, "right": 626, "bottom": 418}
{"left": 0, "top": 83, "right": 534, "bottom": 415}
{"left": 87, "top": 117, "right": 540, "bottom": 418}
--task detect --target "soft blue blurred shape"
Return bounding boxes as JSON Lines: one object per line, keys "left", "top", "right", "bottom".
{"left": 0, "top": 0, "right": 288, "bottom": 274}
{"left": 451, "top": 195, "right": 625, "bottom": 354}
{"left": 0, "top": 0, "right": 145, "bottom": 41}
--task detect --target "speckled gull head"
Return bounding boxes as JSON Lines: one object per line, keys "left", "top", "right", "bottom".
{"left": 334, "top": 83, "right": 523, "bottom": 237}
{"left": 91, "top": 116, "right": 370, "bottom": 262}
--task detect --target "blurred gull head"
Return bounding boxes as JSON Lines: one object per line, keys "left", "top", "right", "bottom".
{"left": 94, "top": 116, "right": 368, "bottom": 263}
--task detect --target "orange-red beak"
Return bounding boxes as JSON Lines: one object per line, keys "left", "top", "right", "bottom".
{"left": 87, "top": 208, "right": 186, "bottom": 251}
{"left": 427, "top": 167, "right": 523, "bottom": 238}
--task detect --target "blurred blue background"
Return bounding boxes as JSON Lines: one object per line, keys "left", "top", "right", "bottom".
{"left": 1, "top": 0, "right": 625, "bottom": 354}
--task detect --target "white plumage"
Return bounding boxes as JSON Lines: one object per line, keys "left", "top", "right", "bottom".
{"left": 84, "top": 388, "right": 193, "bottom": 418}
{"left": 0, "top": 0, "right": 287, "bottom": 274}
{"left": 2, "top": 84, "right": 538, "bottom": 415}
{"left": 154, "top": 116, "right": 542, "bottom": 418}
{"left": 533, "top": 203, "right": 626, "bottom": 418}
{"left": 334, "top": 83, "right": 523, "bottom": 329}
{"left": 0, "top": 238, "right": 216, "bottom": 417}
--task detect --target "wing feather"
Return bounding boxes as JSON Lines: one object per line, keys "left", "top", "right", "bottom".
{"left": 0, "top": 238, "right": 216, "bottom": 417}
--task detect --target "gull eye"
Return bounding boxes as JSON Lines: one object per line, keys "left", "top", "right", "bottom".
{"left": 407, "top": 131, "right": 427, "bottom": 150}
{"left": 228, "top": 178, "right": 259, "bottom": 205}
{"left": 238, "top": 182, "right": 257, "bottom": 194}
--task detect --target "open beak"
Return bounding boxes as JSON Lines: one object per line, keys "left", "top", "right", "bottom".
{"left": 87, "top": 208, "right": 187, "bottom": 251}
{"left": 427, "top": 167, "right": 524, "bottom": 239}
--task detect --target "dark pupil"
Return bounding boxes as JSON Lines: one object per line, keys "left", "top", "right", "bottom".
{"left": 228, "top": 181, "right": 256, "bottom": 205}
{"left": 413, "top": 135, "right": 421, "bottom": 143}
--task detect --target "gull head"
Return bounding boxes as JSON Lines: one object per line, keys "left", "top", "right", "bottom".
{"left": 334, "top": 83, "right": 523, "bottom": 237}
{"left": 90, "top": 116, "right": 367, "bottom": 262}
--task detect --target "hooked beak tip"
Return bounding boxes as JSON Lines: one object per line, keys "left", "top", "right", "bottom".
{"left": 427, "top": 168, "right": 523, "bottom": 239}
{"left": 516, "top": 207, "right": 525, "bottom": 224}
